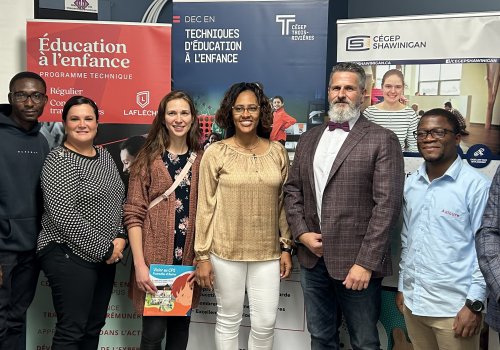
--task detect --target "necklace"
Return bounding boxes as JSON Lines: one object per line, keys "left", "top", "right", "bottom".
{"left": 233, "top": 136, "right": 260, "bottom": 152}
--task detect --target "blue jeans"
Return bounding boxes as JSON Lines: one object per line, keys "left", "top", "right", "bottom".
{"left": 300, "top": 258, "right": 382, "bottom": 350}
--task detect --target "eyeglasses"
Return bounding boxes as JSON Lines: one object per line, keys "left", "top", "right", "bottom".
{"left": 232, "top": 105, "right": 260, "bottom": 114}
{"left": 413, "top": 128, "right": 456, "bottom": 140}
{"left": 10, "top": 91, "right": 47, "bottom": 104}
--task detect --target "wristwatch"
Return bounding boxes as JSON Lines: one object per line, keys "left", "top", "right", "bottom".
{"left": 465, "top": 299, "right": 484, "bottom": 313}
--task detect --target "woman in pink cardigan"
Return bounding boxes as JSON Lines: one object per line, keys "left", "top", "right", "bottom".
{"left": 124, "top": 90, "right": 203, "bottom": 350}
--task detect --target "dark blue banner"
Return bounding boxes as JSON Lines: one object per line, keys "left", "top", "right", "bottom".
{"left": 172, "top": 0, "right": 328, "bottom": 135}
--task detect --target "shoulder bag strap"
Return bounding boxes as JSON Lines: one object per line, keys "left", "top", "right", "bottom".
{"left": 147, "top": 152, "right": 197, "bottom": 210}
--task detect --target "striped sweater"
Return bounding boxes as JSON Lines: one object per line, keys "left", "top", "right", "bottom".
{"left": 363, "top": 105, "right": 418, "bottom": 152}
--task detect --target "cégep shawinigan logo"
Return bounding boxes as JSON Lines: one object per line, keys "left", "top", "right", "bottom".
{"left": 346, "top": 35, "right": 370, "bottom": 51}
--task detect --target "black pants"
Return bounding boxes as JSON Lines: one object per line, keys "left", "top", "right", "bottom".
{"left": 0, "top": 250, "right": 39, "bottom": 350}
{"left": 39, "top": 244, "right": 116, "bottom": 350}
{"left": 141, "top": 315, "right": 191, "bottom": 350}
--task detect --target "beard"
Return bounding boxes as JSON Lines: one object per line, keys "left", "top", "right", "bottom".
{"left": 328, "top": 98, "right": 361, "bottom": 123}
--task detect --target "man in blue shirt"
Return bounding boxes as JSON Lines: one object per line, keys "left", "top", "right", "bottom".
{"left": 396, "top": 108, "right": 490, "bottom": 350}
{"left": 476, "top": 165, "right": 500, "bottom": 338}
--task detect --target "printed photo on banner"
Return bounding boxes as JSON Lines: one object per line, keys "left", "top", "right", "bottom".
{"left": 172, "top": 0, "right": 329, "bottom": 151}
{"left": 360, "top": 63, "right": 500, "bottom": 161}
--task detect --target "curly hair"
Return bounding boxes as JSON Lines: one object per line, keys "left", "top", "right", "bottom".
{"left": 215, "top": 82, "right": 272, "bottom": 139}
{"left": 130, "top": 90, "right": 201, "bottom": 176}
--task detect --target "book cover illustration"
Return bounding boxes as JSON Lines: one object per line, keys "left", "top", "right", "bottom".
{"left": 143, "top": 264, "right": 195, "bottom": 316}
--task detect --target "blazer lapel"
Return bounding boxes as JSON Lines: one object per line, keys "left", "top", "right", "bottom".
{"left": 306, "top": 123, "right": 328, "bottom": 203}
{"left": 325, "top": 116, "right": 368, "bottom": 185}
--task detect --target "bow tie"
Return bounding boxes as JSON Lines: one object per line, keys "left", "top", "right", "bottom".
{"left": 328, "top": 121, "right": 350, "bottom": 132}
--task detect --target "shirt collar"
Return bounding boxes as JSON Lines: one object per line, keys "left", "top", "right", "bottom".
{"left": 348, "top": 115, "right": 360, "bottom": 129}
{"left": 416, "top": 155, "right": 462, "bottom": 183}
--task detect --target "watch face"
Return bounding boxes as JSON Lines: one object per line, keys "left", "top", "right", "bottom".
{"left": 472, "top": 300, "right": 484, "bottom": 312}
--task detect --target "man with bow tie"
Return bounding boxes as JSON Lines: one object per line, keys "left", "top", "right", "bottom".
{"left": 284, "top": 62, "right": 404, "bottom": 350}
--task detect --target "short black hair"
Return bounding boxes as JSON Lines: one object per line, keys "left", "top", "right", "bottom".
{"left": 273, "top": 96, "right": 284, "bottom": 103}
{"left": 444, "top": 101, "right": 452, "bottom": 108}
{"left": 120, "top": 135, "right": 146, "bottom": 157}
{"left": 419, "top": 108, "right": 460, "bottom": 134}
{"left": 9, "top": 72, "right": 46, "bottom": 92}
{"left": 62, "top": 96, "right": 99, "bottom": 122}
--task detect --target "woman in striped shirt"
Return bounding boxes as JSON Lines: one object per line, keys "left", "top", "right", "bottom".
{"left": 364, "top": 69, "right": 418, "bottom": 152}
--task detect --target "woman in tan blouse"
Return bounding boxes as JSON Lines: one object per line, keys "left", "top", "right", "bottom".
{"left": 124, "top": 90, "right": 202, "bottom": 349}
{"left": 195, "top": 82, "right": 293, "bottom": 350}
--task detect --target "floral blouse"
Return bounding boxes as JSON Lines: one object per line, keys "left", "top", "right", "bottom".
{"left": 162, "top": 151, "right": 192, "bottom": 264}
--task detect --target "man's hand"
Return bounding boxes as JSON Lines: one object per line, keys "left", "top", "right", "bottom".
{"left": 395, "top": 292, "right": 404, "bottom": 313}
{"left": 280, "top": 252, "right": 293, "bottom": 279}
{"left": 298, "top": 232, "right": 323, "bottom": 257}
{"left": 343, "top": 264, "right": 372, "bottom": 290}
{"left": 452, "top": 306, "right": 482, "bottom": 337}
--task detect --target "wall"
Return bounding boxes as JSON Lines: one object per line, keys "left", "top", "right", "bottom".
{"left": 0, "top": 0, "right": 33, "bottom": 101}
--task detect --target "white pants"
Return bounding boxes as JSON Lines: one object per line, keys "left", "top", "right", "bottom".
{"left": 211, "top": 254, "right": 280, "bottom": 350}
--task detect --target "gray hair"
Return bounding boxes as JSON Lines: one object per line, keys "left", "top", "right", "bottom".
{"left": 329, "top": 62, "right": 366, "bottom": 90}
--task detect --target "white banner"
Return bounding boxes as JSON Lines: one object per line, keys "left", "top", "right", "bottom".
{"left": 64, "top": 0, "right": 98, "bottom": 13}
{"left": 337, "top": 12, "right": 500, "bottom": 65}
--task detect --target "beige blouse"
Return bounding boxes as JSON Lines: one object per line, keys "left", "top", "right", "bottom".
{"left": 195, "top": 140, "right": 292, "bottom": 261}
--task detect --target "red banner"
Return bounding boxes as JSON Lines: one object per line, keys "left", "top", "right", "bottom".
{"left": 27, "top": 20, "right": 171, "bottom": 124}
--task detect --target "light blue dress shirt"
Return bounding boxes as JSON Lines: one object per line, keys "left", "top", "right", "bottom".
{"left": 399, "top": 156, "right": 491, "bottom": 317}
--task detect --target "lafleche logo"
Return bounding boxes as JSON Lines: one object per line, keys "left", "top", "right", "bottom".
{"left": 136, "top": 91, "right": 150, "bottom": 108}
{"left": 276, "top": 15, "right": 296, "bottom": 36}
{"left": 346, "top": 35, "right": 370, "bottom": 51}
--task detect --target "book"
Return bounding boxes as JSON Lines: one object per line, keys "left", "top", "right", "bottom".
{"left": 143, "top": 264, "right": 195, "bottom": 316}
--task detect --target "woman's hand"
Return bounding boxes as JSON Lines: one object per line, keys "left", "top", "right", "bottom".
{"left": 105, "top": 238, "right": 126, "bottom": 264}
{"left": 196, "top": 260, "right": 214, "bottom": 290}
{"left": 280, "top": 252, "right": 293, "bottom": 279}
{"left": 134, "top": 262, "right": 157, "bottom": 295}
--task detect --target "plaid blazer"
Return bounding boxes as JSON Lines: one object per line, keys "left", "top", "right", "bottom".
{"left": 476, "top": 165, "right": 500, "bottom": 331}
{"left": 284, "top": 115, "right": 404, "bottom": 280}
